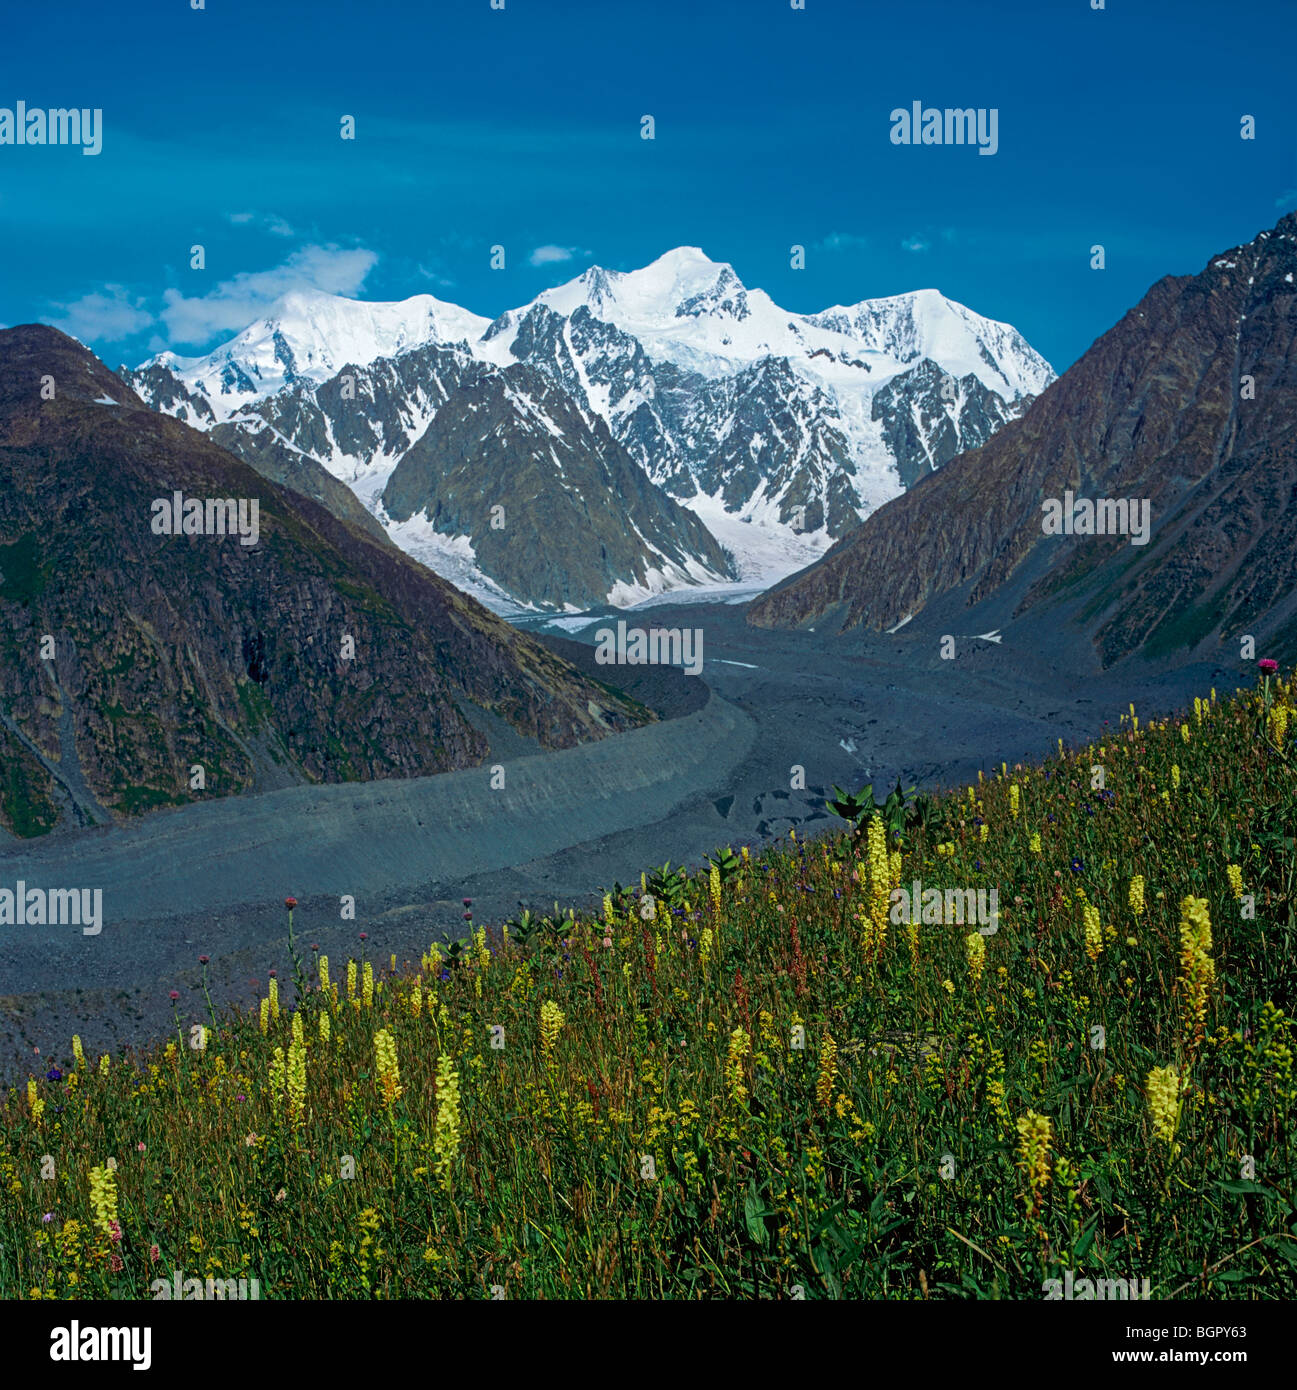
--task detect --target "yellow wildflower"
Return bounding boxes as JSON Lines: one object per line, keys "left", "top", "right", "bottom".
{"left": 1128, "top": 875, "right": 1145, "bottom": 916}
{"left": 286, "top": 1039, "right": 307, "bottom": 1126}
{"left": 87, "top": 1164, "right": 118, "bottom": 1236}
{"left": 374, "top": 1029, "right": 402, "bottom": 1107}
{"left": 539, "top": 1000, "right": 565, "bottom": 1065}
{"left": 433, "top": 1053, "right": 462, "bottom": 1191}
{"left": 1147, "top": 1065, "right": 1182, "bottom": 1149}
{"left": 1015, "top": 1110, "right": 1052, "bottom": 1214}
{"left": 817, "top": 1033, "right": 838, "bottom": 1109}
{"left": 966, "top": 930, "right": 986, "bottom": 983}
{"left": 1082, "top": 903, "right": 1103, "bottom": 961}
{"left": 725, "top": 1026, "right": 751, "bottom": 1108}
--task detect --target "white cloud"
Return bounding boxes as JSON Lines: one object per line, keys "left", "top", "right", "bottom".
{"left": 819, "top": 232, "right": 868, "bottom": 252}
{"left": 44, "top": 284, "right": 154, "bottom": 343}
{"left": 901, "top": 235, "right": 930, "bottom": 253}
{"left": 528, "top": 244, "right": 587, "bottom": 266}
{"left": 226, "top": 210, "right": 296, "bottom": 237}
{"left": 159, "top": 244, "right": 378, "bottom": 345}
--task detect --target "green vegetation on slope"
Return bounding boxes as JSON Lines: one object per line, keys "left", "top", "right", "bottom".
{"left": 2, "top": 669, "right": 1295, "bottom": 1299}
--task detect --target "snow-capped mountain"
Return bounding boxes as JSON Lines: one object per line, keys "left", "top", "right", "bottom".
{"left": 149, "top": 288, "right": 490, "bottom": 422}
{"left": 123, "top": 251, "right": 1054, "bottom": 612}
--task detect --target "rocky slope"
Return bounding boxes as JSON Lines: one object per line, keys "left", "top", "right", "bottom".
{"left": 748, "top": 214, "right": 1297, "bottom": 669}
{"left": 0, "top": 326, "right": 650, "bottom": 837}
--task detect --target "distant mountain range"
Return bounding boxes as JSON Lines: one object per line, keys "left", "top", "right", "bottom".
{"left": 121, "top": 250, "right": 1053, "bottom": 611}
{"left": 750, "top": 213, "right": 1297, "bottom": 670}
{"left": 0, "top": 326, "right": 649, "bottom": 837}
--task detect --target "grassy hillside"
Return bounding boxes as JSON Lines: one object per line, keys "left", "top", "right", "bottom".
{"left": 3, "top": 666, "right": 1295, "bottom": 1300}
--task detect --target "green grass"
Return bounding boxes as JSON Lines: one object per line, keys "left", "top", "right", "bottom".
{"left": 2, "top": 671, "right": 1295, "bottom": 1300}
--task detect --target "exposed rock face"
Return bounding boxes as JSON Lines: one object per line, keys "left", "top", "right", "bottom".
{"left": 749, "top": 214, "right": 1297, "bottom": 668}
{"left": 380, "top": 362, "right": 735, "bottom": 610}
{"left": 0, "top": 327, "right": 650, "bottom": 837}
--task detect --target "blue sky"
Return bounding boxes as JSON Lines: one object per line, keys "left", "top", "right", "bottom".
{"left": 1, "top": 0, "right": 1293, "bottom": 373}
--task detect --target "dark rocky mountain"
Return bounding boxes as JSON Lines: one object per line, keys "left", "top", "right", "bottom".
{"left": 749, "top": 213, "right": 1297, "bottom": 669}
{"left": 381, "top": 361, "right": 735, "bottom": 609}
{"left": 0, "top": 326, "right": 650, "bottom": 838}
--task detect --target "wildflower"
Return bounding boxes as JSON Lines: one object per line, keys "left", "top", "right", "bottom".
{"left": 1226, "top": 863, "right": 1243, "bottom": 898}
{"left": 888, "top": 849, "right": 902, "bottom": 888}
{"left": 169, "top": 990, "right": 180, "bottom": 1002}
{"left": 286, "top": 1039, "right": 307, "bottom": 1126}
{"left": 1178, "top": 896, "right": 1215, "bottom": 1047}
{"left": 1147, "top": 1065, "right": 1182, "bottom": 1149}
{"left": 539, "top": 1000, "right": 565, "bottom": 1065}
{"left": 817, "top": 1033, "right": 838, "bottom": 1109}
{"left": 362, "top": 961, "right": 374, "bottom": 1008}
{"left": 1029, "top": 831, "right": 1042, "bottom": 854}
{"left": 1015, "top": 1110, "right": 1052, "bottom": 1215}
{"left": 98, "top": 1054, "right": 109, "bottom": 1076}
{"left": 88, "top": 1164, "right": 118, "bottom": 1236}
{"left": 966, "top": 930, "right": 986, "bottom": 982}
{"left": 374, "top": 1029, "right": 402, "bottom": 1107}
{"left": 27, "top": 1078, "right": 44, "bottom": 1124}
{"left": 699, "top": 927, "right": 713, "bottom": 968}
{"left": 268, "top": 976, "right": 279, "bottom": 1022}
{"left": 319, "top": 1011, "right": 331, "bottom": 1043}
{"left": 1180, "top": 722, "right": 1190, "bottom": 745}
{"left": 433, "top": 1053, "right": 462, "bottom": 1191}
{"left": 1009, "top": 784, "right": 1020, "bottom": 819}
{"left": 1269, "top": 704, "right": 1289, "bottom": 747}
{"left": 603, "top": 893, "right": 614, "bottom": 926}
{"left": 268, "top": 1046, "right": 286, "bottom": 1105}
{"left": 1258, "top": 658, "right": 1279, "bottom": 676}
{"left": 318, "top": 955, "right": 330, "bottom": 992}
{"left": 71, "top": 1035, "right": 84, "bottom": 1070}
{"left": 1082, "top": 903, "right": 1103, "bottom": 962}
{"left": 1128, "top": 875, "right": 1145, "bottom": 916}
{"left": 285, "top": 897, "right": 298, "bottom": 910}
{"left": 709, "top": 861, "right": 722, "bottom": 912}
{"left": 259, "top": 998, "right": 270, "bottom": 1035}
{"left": 1171, "top": 764, "right": 1180, "bottom": 792}
{"left": 863, "top": 812, "right": 890, "bottom": 961}
{"left": 1070, "top": 858, "right": 1084, "bottom": 874}
{"left": 410, "top": 977, "right": 423, "bottom": 1018}
{"left": 725, "top": 1027, "right": 751, "bottom": 1109}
